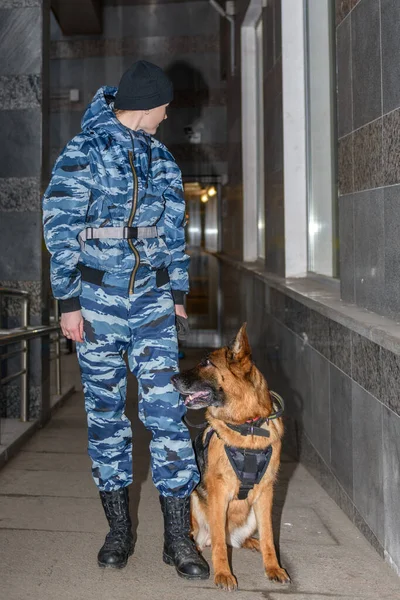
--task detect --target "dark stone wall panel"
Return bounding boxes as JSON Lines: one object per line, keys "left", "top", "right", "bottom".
{"left": 0, "top": 177, "right": 40, "bottom": 211}
{"left": 0, "top": 8, "right": 42, "bottom": 75}
{"left": 50, "top": 34, "right": 219, "bottom": 60}
{"left": 0, "top": 75, "right": 41, "bottom": 110}
{"left": 0, "top": 110, "right": 41, "bottom": 178}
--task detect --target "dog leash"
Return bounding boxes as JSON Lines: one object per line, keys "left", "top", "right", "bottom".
{"left": 183, "top": 415, "right": 208, "bottom": 429}
{"left": 268, "top": 391, "right": 285, "bottom": 420}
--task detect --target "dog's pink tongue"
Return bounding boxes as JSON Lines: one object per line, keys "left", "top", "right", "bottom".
{"left": 187, "top": 391, "right": 208, "bottom": 402}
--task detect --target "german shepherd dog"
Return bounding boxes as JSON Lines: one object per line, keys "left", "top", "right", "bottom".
{"left": 172, "top": 324, "right": 290, "bottom": 591}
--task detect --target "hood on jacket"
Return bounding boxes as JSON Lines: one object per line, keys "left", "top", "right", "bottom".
{"left": 81, "top": 86, "right": 152, "bottom": 151}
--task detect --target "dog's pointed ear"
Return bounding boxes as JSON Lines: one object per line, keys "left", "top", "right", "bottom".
{"left": 229, "top": 323, "right": 251, "bottom": 361}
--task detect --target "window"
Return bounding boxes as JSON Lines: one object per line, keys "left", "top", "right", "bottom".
{"left": 241, "top": 2, "right": 265, "bottom": 263}
{"left": 256, "top": 16, "right": 265, "bottom": 260}
{"left": 305, "top": 0, "right": 337, "bottom": 277}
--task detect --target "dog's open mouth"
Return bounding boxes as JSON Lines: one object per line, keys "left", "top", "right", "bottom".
{"left": 181, "top": 389, "right": 212, "bottom": 409}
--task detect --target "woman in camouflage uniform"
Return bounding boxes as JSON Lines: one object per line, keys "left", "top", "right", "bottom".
{"left": 43, "top": 61, "right": 208, "bottom": 580}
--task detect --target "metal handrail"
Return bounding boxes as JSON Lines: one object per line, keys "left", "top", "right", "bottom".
{"left": 0, "top": 325, "right": 60, "bottom": 345}
{"left": 0, "top": 290, "right": 62, "bottom": 423}
{"left": 0, "top": 288, "right": 29, "bottom": 297}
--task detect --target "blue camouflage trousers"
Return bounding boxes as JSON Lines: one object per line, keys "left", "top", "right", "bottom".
{"left": 76, "top": 266, "right": 199, "bottom": 496}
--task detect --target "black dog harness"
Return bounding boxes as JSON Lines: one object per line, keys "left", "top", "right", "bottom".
{"left": 193, "top": 392, "right": 284, "bottom": 500}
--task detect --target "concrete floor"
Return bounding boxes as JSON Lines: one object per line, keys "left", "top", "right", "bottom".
{"left": 1, "top": 350, "right": 400, "bottom": 600}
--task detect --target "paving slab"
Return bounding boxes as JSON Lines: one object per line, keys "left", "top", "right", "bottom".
{"left": 8, "top": 450, "right": 92, "bottom": 472}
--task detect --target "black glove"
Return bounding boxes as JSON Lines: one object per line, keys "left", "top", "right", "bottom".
{"left": 176, "top": 315, "right": 190, "bottom": 342}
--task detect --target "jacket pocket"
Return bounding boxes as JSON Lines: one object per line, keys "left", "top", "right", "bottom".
{"left": 77, "top": 263, "right": 105, "bottom": 286}
{"left": 156, "top": 268, "right": 170, "bottom": 287}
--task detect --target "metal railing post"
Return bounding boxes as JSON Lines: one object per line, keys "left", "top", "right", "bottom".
{"left": 20, "top": 296, "right": 29, "bottom": 422}
{"left": 0, "top": 289, "right": 62, "bottom": 423}
{"left": 54, "top": 300, "right": 61, "bottom": 396}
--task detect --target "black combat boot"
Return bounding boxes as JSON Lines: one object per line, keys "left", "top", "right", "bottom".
{"left": 160, "top": 495, "right": 210, "bottom": 580}
{"left": 98, "top": 488, "right": 134, "bottom": 568}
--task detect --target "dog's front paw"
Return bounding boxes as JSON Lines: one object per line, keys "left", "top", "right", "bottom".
{"left": 241, "top": 537, "right": 260, "bottom": 552}
{"left": 214, "top": 571, "right": 238, "bottom": 591}
{"left": 265, "top": 566, "right": 291, "bottom": 584}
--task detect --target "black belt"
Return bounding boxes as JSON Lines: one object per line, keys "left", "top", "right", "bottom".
{"left": 77, "top": 263, "right": 170, "bottom": 288}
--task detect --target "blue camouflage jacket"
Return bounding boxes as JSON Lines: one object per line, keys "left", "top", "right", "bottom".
{"left": 43, "top": 86, "right": 189, "bottom": 313}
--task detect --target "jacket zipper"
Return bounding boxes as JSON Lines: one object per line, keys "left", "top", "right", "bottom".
{"left": 128, "top": 150, "right": 140, "bottom": 294}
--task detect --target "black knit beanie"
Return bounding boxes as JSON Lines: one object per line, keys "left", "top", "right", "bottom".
{"left": 114, "top": 60, "right": 173, "bottom": 110}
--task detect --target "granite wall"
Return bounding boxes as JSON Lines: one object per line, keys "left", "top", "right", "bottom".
{"left": 337, "top": 0, "right": 400, "bottom": 319}
{"left": 0, "top": 0, "right": 51, "bottom": 420}
{"left": 219, "top": 258, "right": 400, "bottom": 574}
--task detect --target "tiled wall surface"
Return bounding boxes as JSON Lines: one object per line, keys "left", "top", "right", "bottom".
{"left": 219, "top": 259, "right": 400, "bottom": 572}
{"left": 337, "top": 0, "right": 400, "bottom": 319}
{"left": 0, "top": 0, "right": 51, "bottom": 419}
{"left": 49, "top": 0, "right": 227, "bottom": 180}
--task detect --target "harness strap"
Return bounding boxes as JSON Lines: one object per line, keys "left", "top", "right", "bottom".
{"left": 78, "top": 225, "right": 164, "bottom": 248}
{"left": 227, "top": 422, "right": 270, "bottom": 438}
{"left": 200, "top": 428, "right": 216, "bottom": 474}
{"left": 225, "top": 445, "right": 273, "bottom": 500}
{"left": 198, "top": 428, "right": 273, "bottom": 500}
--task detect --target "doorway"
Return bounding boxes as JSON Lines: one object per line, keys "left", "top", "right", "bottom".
{"left": 183, "top": 178, "right": 221, "bottom": 348}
